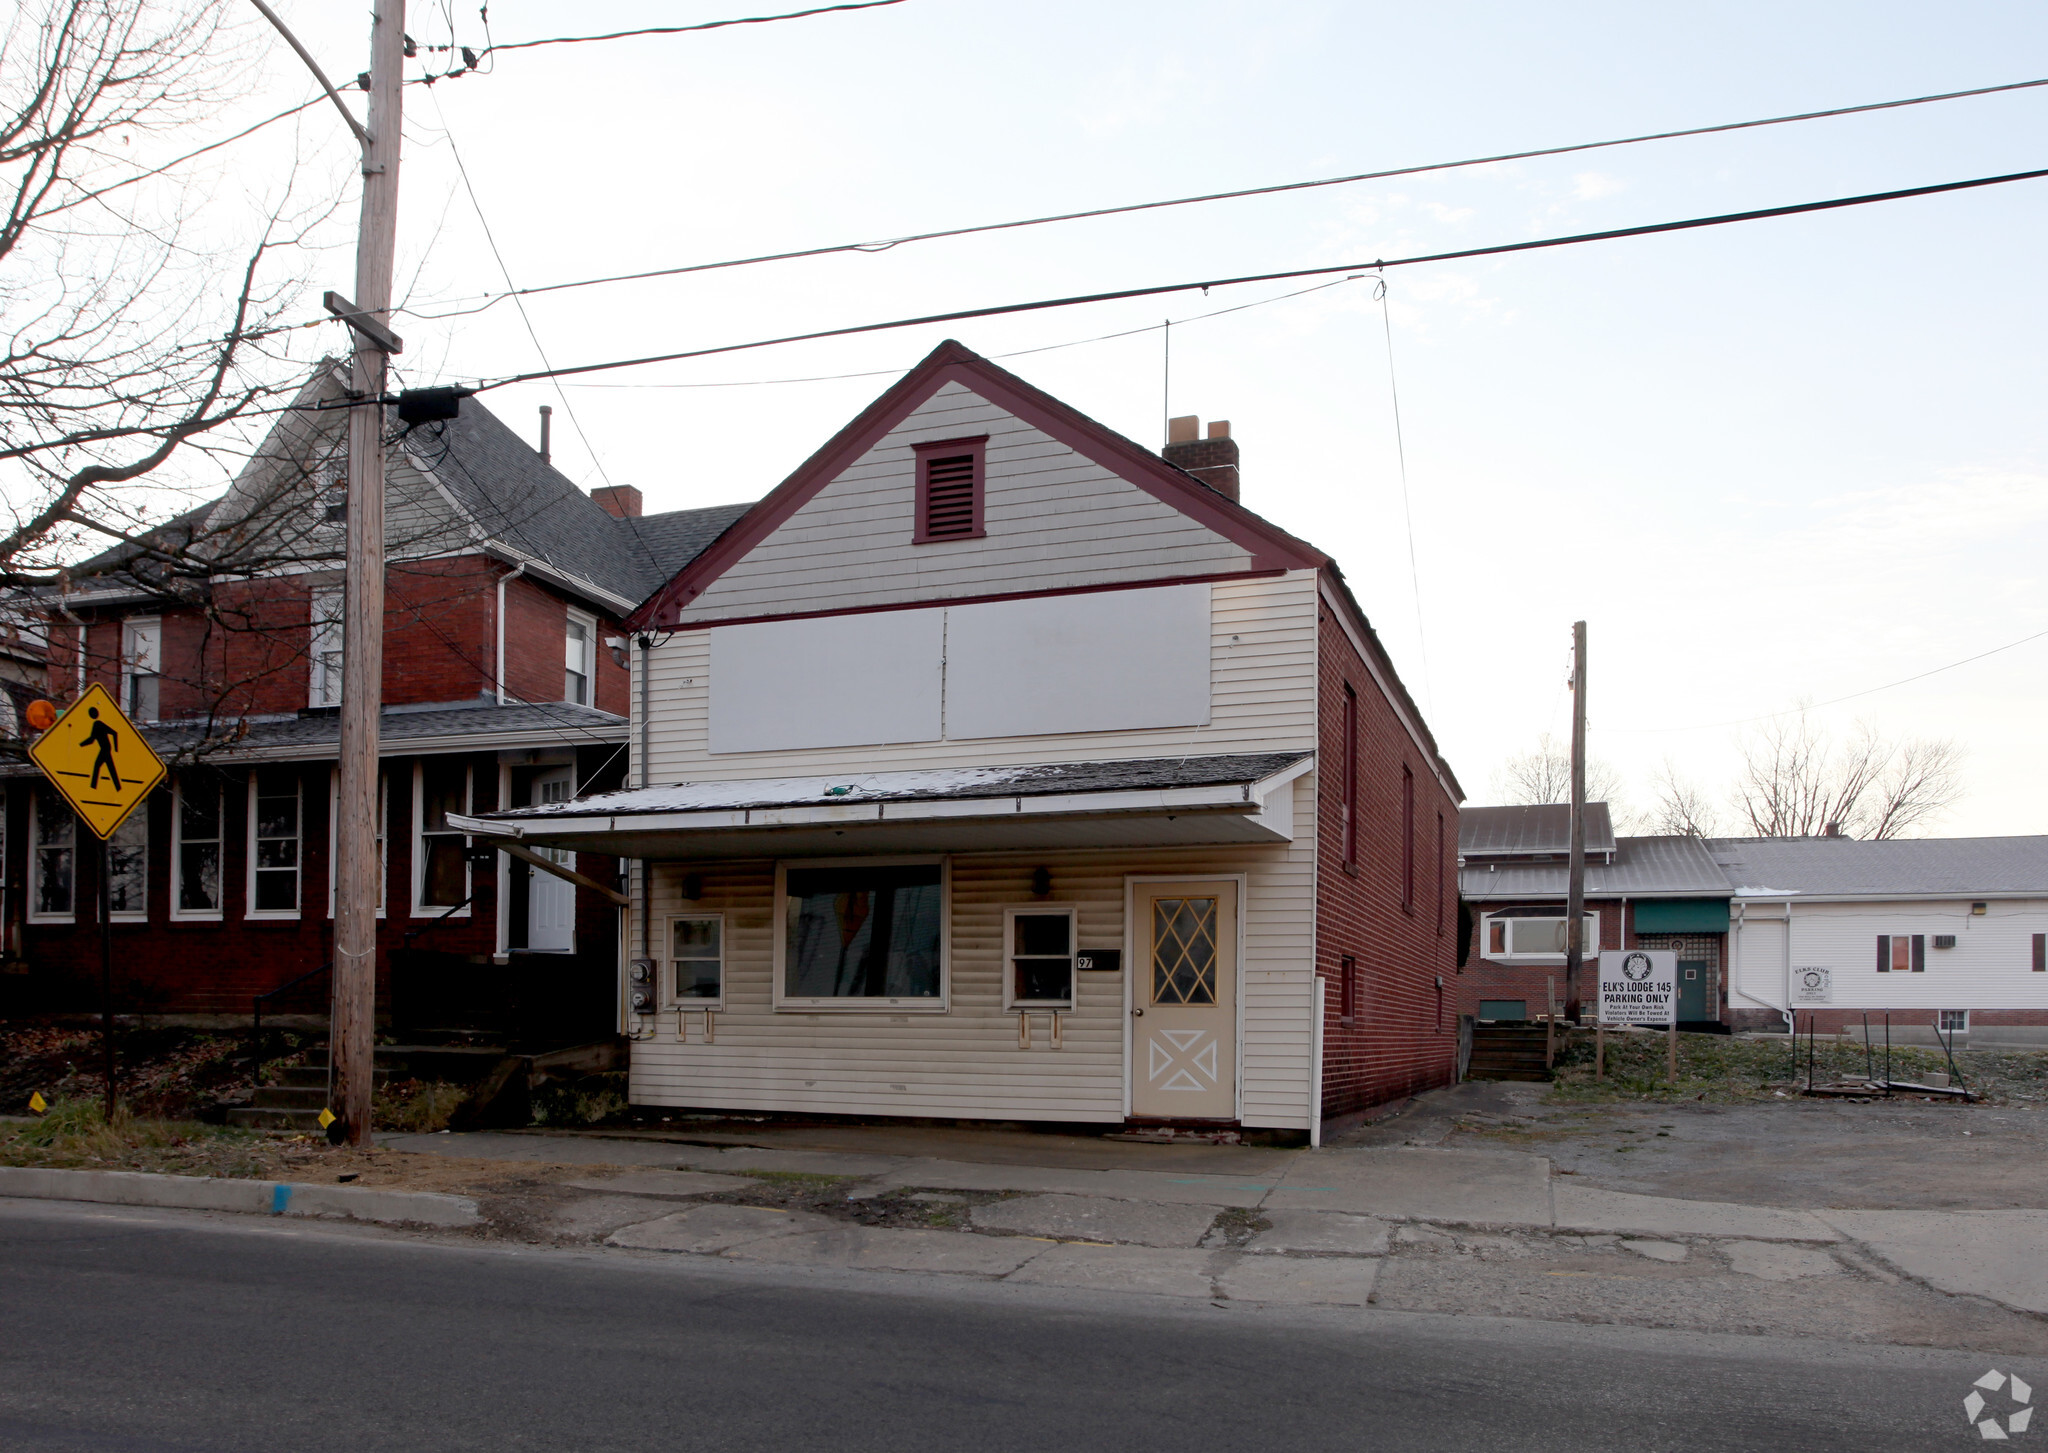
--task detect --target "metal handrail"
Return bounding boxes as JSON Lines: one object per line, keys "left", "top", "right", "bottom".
{"left": 250, "top": 961, "right": 332, "bottom": 1074}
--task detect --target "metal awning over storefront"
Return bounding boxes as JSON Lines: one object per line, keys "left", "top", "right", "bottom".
{"left": 450, "top": 751, "right": 1314, "bottom": 860}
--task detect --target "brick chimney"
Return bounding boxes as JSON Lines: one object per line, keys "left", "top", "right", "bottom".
{"left": 589, "top": 484, "right": 643, "bottom": 519}
{"left": 1162, "top": 416, "right": 1240, "bottom": 501}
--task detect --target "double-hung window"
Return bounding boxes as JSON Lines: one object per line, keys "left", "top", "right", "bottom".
{"left": 1876, "top": 934, "right": 1925, "bottom": 973}
{"left": 564, "top": 610, "right": 595, "bottom": 705}
{"left": 776, "top": 860, "right": 945, "bottom": 1009}
{"left": 668, "top": 915, "right": 725, "bottom": 1008}
{"left": 108, "top": 808, "right": 148, "bottom": 920}
{"left": 30, "top": 789, "right": 74, "bottom": 921}
{"left": 121, "top": 617, "right": 161, "bottom": 721}
{"left": 248, "top": 767, "right": 301, "bottom": 917}
{"left": 1004, "top": 905, "right": 1075, "bottom": 1009}
{"left": 415, "top": 760, "right": 472, "bottom": 912}
{"left": 309, "top": 587, "right": 344, "bottom": 707}
{"left": 172, "top": 771, "right": 223, "bottom": 918}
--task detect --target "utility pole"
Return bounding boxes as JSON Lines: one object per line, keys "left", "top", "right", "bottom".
{"left": 1564, "top": 620, "right": 1588, "bottom": 1022}
{"left": 332, "top": 0, "right": 404, "bottom": 1145}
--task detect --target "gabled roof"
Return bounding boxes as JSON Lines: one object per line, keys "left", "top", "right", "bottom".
{"left": 1461, "top": 833, "right": 1730, "bottom": 901}
{"left": 1461, "top": 802, "right": 1617, "bottom": 859}
{"left": 627, "top": 339, "right": 1328, "bottom": 632}
{"left": 411, "top": 398, "right": 747, "bottom": 609}
{"left": 1706, "top": 836, "right": 2048, "bottom": 898}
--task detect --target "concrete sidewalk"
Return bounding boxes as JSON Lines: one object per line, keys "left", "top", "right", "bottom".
{"left": 377, "top": 1123, "right": 2048, "bottom": 1335}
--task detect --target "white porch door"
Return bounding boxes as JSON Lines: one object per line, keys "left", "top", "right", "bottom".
{"left": 527, "top": 768, "right": 576, "bottom": 952}
{"left": 1131, "top": 880, "right": 1239, "bottom": 1119}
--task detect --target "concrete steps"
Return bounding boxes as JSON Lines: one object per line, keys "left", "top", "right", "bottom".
{"left": 226, "top": 1049, "right": 480, "bottom": 1132}
{"left": 1466, "top": 1024, "right": 1553, "bottom": 1083}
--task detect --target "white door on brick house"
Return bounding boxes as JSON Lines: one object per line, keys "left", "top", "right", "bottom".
{"left": 527, "top": 769, "right": 576, "bottom": 952}
{"left": 1131, "top": 879, "right": 1238, "bottom": 1120}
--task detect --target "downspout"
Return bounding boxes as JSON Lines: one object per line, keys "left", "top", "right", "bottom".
{"left": 637, "top": 633, "right": 653, "bottom": 1030}
{"left": 1727, "top": 897, "right": 1796, "bottom": 1034}
{"left": 494, "top": 562, "right": 525, "bottom": 705}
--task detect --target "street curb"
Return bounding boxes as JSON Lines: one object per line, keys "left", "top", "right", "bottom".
{"left": 0, "top": 1165, "right": 480, "bottom": 1227}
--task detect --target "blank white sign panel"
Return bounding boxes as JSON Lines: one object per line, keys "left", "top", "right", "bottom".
{"left": 709, "top": 609, "right": 943, "bottom": 752}
{"left": 944, "top": 584, "right": 1211, "bottom": 740}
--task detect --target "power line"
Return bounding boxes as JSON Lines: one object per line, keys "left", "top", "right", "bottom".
{"left": 468, "top": 163, "right": 2048, "bottom": 393}
{"left": 555, "top": 276, "right": 1363, "bottom": 390}
{"left": 398, "top": 73, "right": 2048, "bottom": 321}
{"left": 1608, "top": 626, "right": 2048, "bottom": 734}
{"left": 1373, "top": 276, "right": 1432, "bottom": 719}
{"left": 428, "top": 90, "right": 616, "bottom": 490}
{"left": 439, "top": 0, "right": 909, "bottom": 60}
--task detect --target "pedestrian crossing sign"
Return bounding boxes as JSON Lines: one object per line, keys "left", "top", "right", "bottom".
{"left": 28, "top": 683, "right": 166, "bottom": 839}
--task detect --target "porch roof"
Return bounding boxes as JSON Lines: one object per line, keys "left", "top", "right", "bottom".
{"left": 449, "top": 750, "right": 1315, "bottom": 860}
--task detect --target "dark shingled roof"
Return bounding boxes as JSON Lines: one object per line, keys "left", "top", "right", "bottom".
{"left": 1460, "top": 802, "right": 1616, "bottom": 858}
{"left": 411, "top": 398, "right": 748, "bottom": 607}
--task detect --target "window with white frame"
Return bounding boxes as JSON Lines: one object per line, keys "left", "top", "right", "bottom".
{"left": 329, "top": 769, "right": 388, "bottom": 916}
{"left": 121, "top": 617, "right": 161, "bottom": 721}
{"left": 172, "top": 771, "right": 223, "bottom": 919}
{"left": 415, "top": 760, "right": 472, "bottom": 912}
{"left": 1004, "top": 905, "right": 1075, "bottom": 1008}
{"left": 776, "top": 861, "right": 944, "bottom": 1008}
{"left": 30, "top": 789, "right": 74, "bottom": 921}
{"left": 1482, "top": 913, "right": 1601, "bottom": 960}
{"left": 248, "top": 767, "right": 300, "bottom": 916}
{"left": 564, "top": 610, "right": 595, "bottom": 705}
{"left": 309, "top": 587, "right": 344, "bottom": 708}
{"left": 1940, "top": 1009, "right": 1969, "bottom": 1034}
{"left": 667, "top": 915, "right": 724, "bottom": 1007}
{"left": 108, "top": 807, "right": 148, "bottom": 920}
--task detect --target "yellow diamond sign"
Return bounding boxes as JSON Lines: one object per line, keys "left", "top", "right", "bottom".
{"left": 317, "top": 1108, "right": 336, "bottom": 1129}
{"left": 28, "top": 683, "right": 166, "bottom": 840}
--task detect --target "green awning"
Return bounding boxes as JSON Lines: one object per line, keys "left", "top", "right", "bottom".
{"left": 1633, "top": 898, "right": 1729, "bottom": 934}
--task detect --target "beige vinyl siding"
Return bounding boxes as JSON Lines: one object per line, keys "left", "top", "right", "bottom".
{"left": 633, "top": 570, "right": 1318, "bottom": 786}
{"left": 629, "top": 771, "right": 1319, "bottom": 1128}
{"left": 674, "top": 382, "right": 1253, "bottom": 624}
{"left": 1733, "top": 899, "right": 2048, "bottom": 1010}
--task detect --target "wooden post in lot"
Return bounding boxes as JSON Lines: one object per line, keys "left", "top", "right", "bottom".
{"left": 1595, "top": 1017, "right": 1605, "bottom": 1080}
{"left": 1668, "top": 1016, "right": 1678, "bottom": 1085}
{"left": 1545, "top": 976, "right": 1556, "bottom": 1069}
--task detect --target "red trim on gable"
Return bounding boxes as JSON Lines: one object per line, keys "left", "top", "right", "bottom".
{"left": 912, "top": 435, "right": 987, "bottom": 544}
{"left": 679, "top": 567, "right": 1289, "bottom": 632}
{"left": 626, "top": 340, "right": 1328, "bottom": 631}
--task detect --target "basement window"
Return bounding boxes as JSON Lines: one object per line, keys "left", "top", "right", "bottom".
{"left": 912, "top": 436, "right": 987, "bottom": 544}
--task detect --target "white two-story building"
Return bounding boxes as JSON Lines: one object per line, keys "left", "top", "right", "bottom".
{"left": 457, "top": 341, "right": 1464, "bottom": 1140}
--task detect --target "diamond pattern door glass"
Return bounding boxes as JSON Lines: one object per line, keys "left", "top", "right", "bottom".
{"left": 1152, "top": 897, "right": 1218, "bottom": 1005}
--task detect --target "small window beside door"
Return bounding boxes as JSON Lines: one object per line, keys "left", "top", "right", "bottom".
{"left": 668, "top": 915, "right": 724, "bottom": 1008}
{"left": 1004, "top": 906, "right": 1075, "bottom": 1009}
{"left": 415, "top": 760, "right": 472, "bottom": 913}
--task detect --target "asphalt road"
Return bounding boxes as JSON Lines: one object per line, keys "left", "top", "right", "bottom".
{"left": 0, "top": 1198, "right": 2020, "bottom": 1452}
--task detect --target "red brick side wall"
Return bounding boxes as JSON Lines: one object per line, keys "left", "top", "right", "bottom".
{"left": 1458, "top": 902, "right": 1624, "bottom": 1020}
{"left": 1315, "top": 596, "right": 1462, "bottom": 1117}
{"left": 385, "top": 559, "right": 495, "bottom": 706}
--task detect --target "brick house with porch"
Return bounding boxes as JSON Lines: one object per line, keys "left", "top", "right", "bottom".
{"left": 1, "top": 362, "right": 745, "bottom": 1038}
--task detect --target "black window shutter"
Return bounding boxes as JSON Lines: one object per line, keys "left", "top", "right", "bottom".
{"left": 1911, "top": 934, "right": 1926, "bottom": 973}
{"left": 2034, "top": 933, "right": 2045, "bottom": 973}
{"left": 1876, "top": 934, "right": 1889, "bottom": 972}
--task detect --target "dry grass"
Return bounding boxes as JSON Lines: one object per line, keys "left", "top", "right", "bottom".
{"left": 1544, "top": 1030, "right": 2039, "bottom": 1103}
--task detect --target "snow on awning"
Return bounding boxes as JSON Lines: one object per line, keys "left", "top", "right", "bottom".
{"left": 450, "top": 751, "right": 1314, "bottom": 861}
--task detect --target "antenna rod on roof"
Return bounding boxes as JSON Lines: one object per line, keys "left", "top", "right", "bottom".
{"left": 539, "top": 405, "right": 552, "bottom": 466}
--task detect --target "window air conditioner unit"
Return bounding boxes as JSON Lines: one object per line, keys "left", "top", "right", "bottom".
{"left": 1933, "top": 935, "right": 1957, "bottom": 950}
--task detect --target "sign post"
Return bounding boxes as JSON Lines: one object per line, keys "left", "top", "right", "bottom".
{"left": 1597, "top": 949, "right": 1680, "bottom": 1085}
{"left": 27, "top": 684, "right": 167, "bottom": 1122}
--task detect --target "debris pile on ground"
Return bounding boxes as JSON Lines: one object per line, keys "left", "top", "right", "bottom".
{"left": 1543, "top": 1030, "right": 2040, "bottom": 1103}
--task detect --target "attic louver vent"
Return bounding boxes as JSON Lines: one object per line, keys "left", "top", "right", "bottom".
{"left": 923, "top": 454, "right": 978, "bottom": 537}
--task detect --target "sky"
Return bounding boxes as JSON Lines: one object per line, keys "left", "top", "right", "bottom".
{"left": 199, "top": 0, "right": 2046, "bottom": 836}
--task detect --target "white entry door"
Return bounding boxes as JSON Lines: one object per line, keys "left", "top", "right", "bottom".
{"left": 527, "top": 768, "right": 576, "bottom": 952}
{"left": 1131, "top": 879, "right": 1239, "bottom": 1119}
